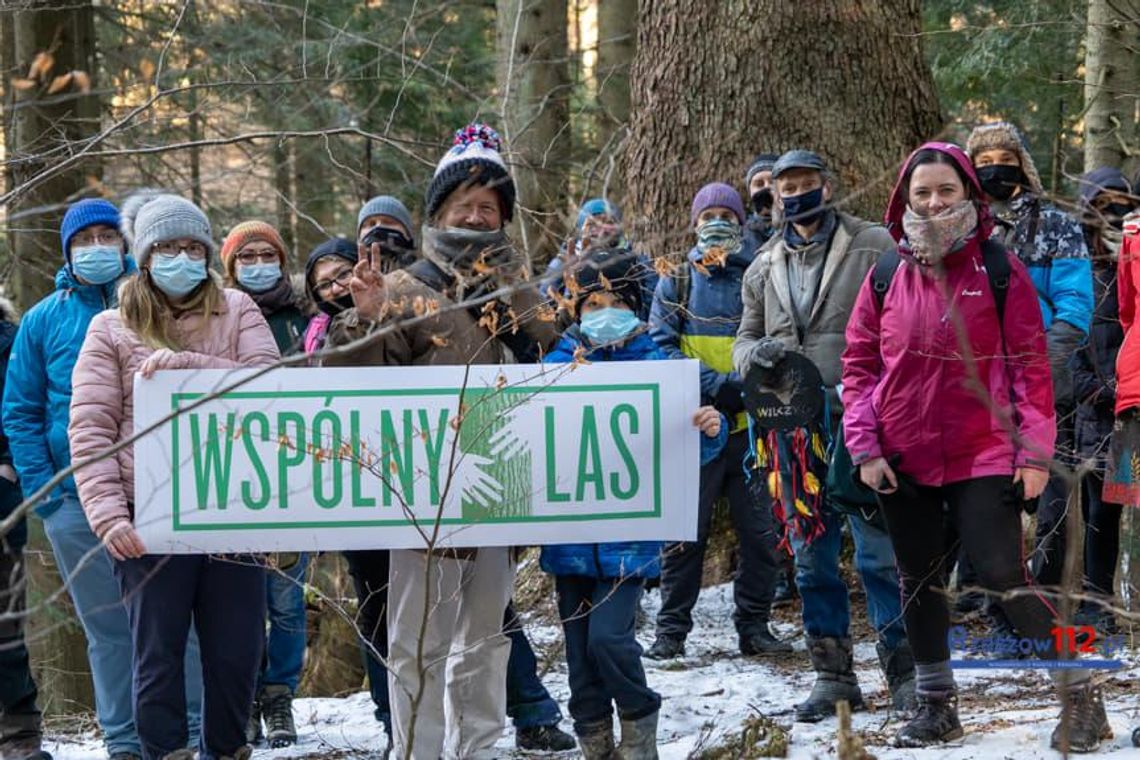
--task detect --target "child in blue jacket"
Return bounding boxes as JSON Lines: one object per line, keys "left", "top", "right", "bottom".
{"left": 541, "top": 249, "right": 727, "bottom": 759}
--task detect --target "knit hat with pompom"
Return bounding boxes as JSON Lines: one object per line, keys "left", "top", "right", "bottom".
{"left": 424, "top": 122, "right": 516, "bottom": 224}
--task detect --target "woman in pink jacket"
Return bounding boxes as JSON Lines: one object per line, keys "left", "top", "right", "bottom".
{"left": 842, "top": 143, "right": 1109, "bottom": 753}
{"left": 68, "top": 192, "right": 280, "bottom": 760}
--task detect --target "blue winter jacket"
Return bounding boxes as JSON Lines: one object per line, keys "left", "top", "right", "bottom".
{"left": 3, "top": 261, "right": 136, "bottom": 516}
{"left": 540, "top": 327, "right": 727, "bottom": 579}
{"left": 649, "top": 238, "right": 757, "bottom": 429}
{"left": 991, "top": 193, "right": 1093, "bottom": 334}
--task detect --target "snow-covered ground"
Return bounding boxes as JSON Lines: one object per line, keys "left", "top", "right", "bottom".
{"left": 45, "top": 581, "right": 1140, "bottom": 758}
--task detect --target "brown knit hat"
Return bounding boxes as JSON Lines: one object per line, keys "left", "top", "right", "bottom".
{"left": 965, "top": 122, "right": 1044, "bottom": 195}
{"left": 220, "top": 221, "right": 288, "bottom": 279}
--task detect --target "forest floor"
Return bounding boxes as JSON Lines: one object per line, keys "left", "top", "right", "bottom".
{"left": 43, "top": 579, "right": 1140, "bottom": 758}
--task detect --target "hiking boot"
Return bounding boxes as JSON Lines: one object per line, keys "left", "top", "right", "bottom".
{"left": 0, "top": 737, "right": 52, "bottom": 760}
{"left": 109, "top": 754, "right": 141, "bottom": 760}
{"left": 877, "top": 641, "right": 917, "bottom": 714}
{"left": 1051, "top": 683, "right": 1111, "bottom": 753}
{"left": 952, "top": 590, "right": 984, "bottom": 619}
{"left": 983, "top": 606, "right": 1027, "bottom": 659}
{"left": 615, "top": 711, "right": 658, "bottom": 760}
{"left": 219, "top": 746, "right": 252, "bottom": 760}
{"left": 158, "top": 752, "right": 194, "bottom": 760}
{"left": 740, "top": 626, "right": 792, "bottom": 656}
{"left": 516, "top": 723, "right": 576, "bottom": 751}
{"left": 643, "top": 634, "right": 684, "bottom": 660}
{"left": 575, "top": 718, "right": 615, "bottom": 760}
{"left": 1132, "top": 725, "right": 1140, "bottom": 747}
{"left": 794, "top": 637, "right": 864, "bottom": 723}
{"left": 244, "top": 693, "right": 263, "bottom": 745}
{"left": 260, "top": 684, "right": 297, "bottom": 748}
{"left": 1075, "top": 603, "right": 1119, "bottom": 637}
{"left": 894, "top": 693, "right": 963, "bottom": 747}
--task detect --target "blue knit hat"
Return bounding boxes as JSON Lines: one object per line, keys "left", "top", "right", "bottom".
{"left": 60, "top": 199, "right": 120, "bottom": 260}
{"left": 357, "top": 196, "right": 415, "bottom": 242}
{"left": 691, "top": 183, "right": 746, "bottom": 227}
{"left": 575, "top": 198, "right": 622, "bottom": 231}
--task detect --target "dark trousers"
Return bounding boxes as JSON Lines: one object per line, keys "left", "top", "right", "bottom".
{"left": 1033, "top": 411, "right": 1075, "bottom": 588}
{"left": 344, "top": 550, "right": 391, "bottom": 728}
{"left": 344, "top": 550, "right": 560, "bottom": 731}
{"left": 0, "top": 544, "right": 41, "bottom": 744}
{"left": 556, "top": 575, "right": 659, "bottom": 732}
{"left": 878, "top": 476, "right": 1060, "bottom": 664}
{"left": 1081, "top": 472, "right": 1123, "bottom": 599}
{"left": 655, "top": 431, "right": 778, "bottom": 639}
{"left": 116, "top": 554, "right": 266, "bottom": 760}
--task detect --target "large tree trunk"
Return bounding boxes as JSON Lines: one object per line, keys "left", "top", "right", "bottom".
{"left": 592, "top": 0, "right": 636, "bottom": 198}
{"left": 1082, "top": 0, "right": 1140, "bottom": 177}
{"left": 624, "top": 0, "right": 942, "bottom": 255}
{"left": 497, "top": 0, "right": 572, "bottom": 269}
{"left": 7, "top": 0, "right": 101, "bottom": 312}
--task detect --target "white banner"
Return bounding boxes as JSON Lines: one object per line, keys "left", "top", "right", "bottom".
{"left": 132, "top": 360, "right": 702, "bottom": 553}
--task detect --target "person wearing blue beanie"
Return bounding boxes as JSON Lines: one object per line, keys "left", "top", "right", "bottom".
{"left": 4, "top": 197, "right": 204, "bottom": 760}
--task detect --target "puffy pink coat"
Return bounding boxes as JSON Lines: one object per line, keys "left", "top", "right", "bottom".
{"left": 69, "top": 287, "right": 280, "bottom": 538}
{"left": 841, "top": 142, "right": 1055, "bottom": 487}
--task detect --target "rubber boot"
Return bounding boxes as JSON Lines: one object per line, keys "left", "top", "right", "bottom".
{"left": 794, "top": 637, "right": 864, "bottom": 722}
{"left": 615, "top": 711, "right": 658, "bottom": 760}
{"left": 576, "top": 717, "right": 616, "bottom": 760}
{"left": 876, "top": 641, "right": 917, "bottom": 713}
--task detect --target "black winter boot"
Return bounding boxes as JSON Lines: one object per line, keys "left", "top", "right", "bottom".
{"left": 740, "top": 626, "right": 792, "bottom": 656}
{"left": 876, "top": 641, "right": 917, "bottom": 713}
{"left": 516, "top": 723, "right": 576, "bottom": 751}
{"left": 0, "top": 736, "right": 52, "bottom": 760}
{"left": 894, "top": 693, "right": 963, "bottom": 747}
{"left": 643, "top": 634, "right": 684, "bottom": 660}
{"left": 244, "top": 692, "right": 263, "bottom": 745}
{"left": 1050, "top": 683, "right": 1111, "bottom": 753}
{"left": 794, "top": 637, "right": 864, "bottom": 723}
{"left": 260, "top": 684, "right": 297, "bottom": 748}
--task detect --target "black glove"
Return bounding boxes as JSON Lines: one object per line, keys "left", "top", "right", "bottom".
{"left": 714, "top": 381, "right": 746, "bottom": 417}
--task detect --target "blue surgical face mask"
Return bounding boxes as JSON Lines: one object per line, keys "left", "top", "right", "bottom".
{"left": 150, "top": 252, "right": 208, "bottom": 298}
{"left": 237, "top": 262, "right": 282, "bottom": 293}
{"left": 70, "top": 245, "right": 124, "bottom": 285}
{"left": 580, "top": 307, "right": 641, "bottom": 346}
{"left": 781, "top": 187, "right": 826, "bottom": 226}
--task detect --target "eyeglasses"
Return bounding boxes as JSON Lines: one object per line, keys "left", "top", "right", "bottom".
{"left": 235, "top": 248, "right": 280, "bottom": 266}
{"left": 73, "top": 231, "right": 122, "bottom": 246}
{"left": 314, "top": 268, "right": 353, "bottom": 296}
{"left": 151, "top": 241, "right": 208, "bottom": 260}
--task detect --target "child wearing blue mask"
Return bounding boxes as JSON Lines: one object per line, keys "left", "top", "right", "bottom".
{"left": 542, "top": 249, "right": 727, "bottom": 759}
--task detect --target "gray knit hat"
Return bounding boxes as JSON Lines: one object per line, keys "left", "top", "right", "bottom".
{"left": 121, "top": 191, "right": 214, "bottom": 269}
{"left": 357, "top": 195, "right": 415, "bottom": 242}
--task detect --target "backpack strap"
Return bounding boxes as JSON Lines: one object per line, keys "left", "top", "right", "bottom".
{"left": 980, "top": 238, "right": 1011, "bottom": 324}
{"left": 870, "top": 248, "right": 902, "bottom": 310}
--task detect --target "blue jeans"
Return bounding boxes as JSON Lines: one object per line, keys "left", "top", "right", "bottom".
{"left": 505, "top": 602, "right": 562, "bottom": 729}
{"left": 789, "top": 502, "right": 907, "bottom": 649}
{"left": 260, "top": 553, "right": 309, "bottom": 692}
{"left": 555, "top": 576, "right": 659, "bottom": 732}
{"left": 44, "top": 495, "right": 203, "bottom": 755}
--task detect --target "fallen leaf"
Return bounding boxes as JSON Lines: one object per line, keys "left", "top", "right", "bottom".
{"left": 46, "top": 72, "right": 72, "bottom": 94}
{"left": 430, "top": 334, "right": 449, "bottom": 347}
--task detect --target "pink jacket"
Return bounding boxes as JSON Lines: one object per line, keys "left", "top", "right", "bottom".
{"left": 68, "top": 287, "right": 280, "bottom": 538}
{"left": 841, "top": 142, "right": 1055, "bottom": 487}
{"left": 303, "top": 312, "right": 330, "bottom": 355}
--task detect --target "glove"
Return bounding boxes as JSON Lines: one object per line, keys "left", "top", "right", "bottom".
{"left": 1047, "top": 321, "right": 1084, "bottom": 412}
{"left": 749, "top": 338, "right": 786, "bottom": 369}
{"left": 714, "top": 381, "right": 746, "bottom": 417}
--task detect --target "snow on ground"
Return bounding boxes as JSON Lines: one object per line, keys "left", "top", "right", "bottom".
{"left": 45, "top": 581, "right": 1140, "bottom": 758}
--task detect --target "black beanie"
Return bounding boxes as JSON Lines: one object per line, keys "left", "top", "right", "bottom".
{"left": 304, "top": 237, "right": 357, "bottom": 299}
{"left": 569, "top": 248, "right": 645, "bottom": 317}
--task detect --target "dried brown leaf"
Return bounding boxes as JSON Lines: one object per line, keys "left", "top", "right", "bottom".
{"left": 46, "top": 72, "right": 72, "bottom": 94}
{"left": 430, "top": 334, "right": 449, "bottom": 347}
{"left": 139, "top": 58, "right": 156, "bottom": 81}
{"left": 29, "top": 51, "right": 54, "bottom": 81}
{"left": 71, "top": 70, "right": 91, "bottom": 93}
{"left": 10, "top": 78, "right": 36, "bottom": 91}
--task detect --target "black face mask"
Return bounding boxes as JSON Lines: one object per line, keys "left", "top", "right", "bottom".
{"left": 751, "top": 188, "right": 774, "bottom": 216}
{"left": 360, "top": 226, "right": 417, "bottom": 274}
{"left": 318, "top": 292, "right": 355, "bottom": 317}
{"left": 1101, "top": 202, "right": 1136, "bottom": 230}
{"left": 976, "top": 164, "right": 1025, "bottom": 201}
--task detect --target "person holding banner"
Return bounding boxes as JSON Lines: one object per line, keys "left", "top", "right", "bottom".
{"left": 542, "top": 248, "right": 727, "bottom": 759}
{"left": 4, "top": 198, "right": 203, "bottom": 760}
{"left": 220, "top": 221, "right": 313, "bottom": 748}
{"left": 328, "top": 123, "right": 565, "bottom": 759}
{"left": 68, "top": 191, "right": 281, "bottom": 760}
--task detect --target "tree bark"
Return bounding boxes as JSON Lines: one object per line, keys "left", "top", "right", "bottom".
{"left": 1082, "top": 0, "right": 1140, "bottom": 177}
{"left": 497, "top": 0, "right": 572, "bottom": 269}
{"left": 292, "top": 139, "right": 337, "bottom": 270}
{"left": 8, "top": 0, "right": 101, "bottom": 312}
{"left": 274, "top": 139, "right": 295, "bottom": 261}
{"left": 593, "top": 0, "right": 636, "bottom": 197}
{"left": 624, "top": 0, "right": 942, "bottom": 255}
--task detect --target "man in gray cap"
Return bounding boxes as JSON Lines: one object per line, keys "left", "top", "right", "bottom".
{"left": 357, "top": 195, "right": 418, "bottom": 274}
{"left": 732, "top": 150, "right": 915, "bottom": 723}
{"left": 743, "top": 153, "right": 780, "bottom": 249}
